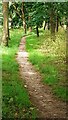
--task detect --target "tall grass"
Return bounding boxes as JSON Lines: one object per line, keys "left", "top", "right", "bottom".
{"left": 26, "top": 28, "right": 67, "bottom": 101}
{"left": 1, "top": 29, "right": 37, "bottom": 119}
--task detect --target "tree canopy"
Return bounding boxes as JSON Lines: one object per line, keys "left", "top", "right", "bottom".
{"left": 1, "top": 1, "right": 68, "bottom": 46}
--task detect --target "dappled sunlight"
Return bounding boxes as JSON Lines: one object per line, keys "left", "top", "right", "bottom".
{"left": 27, "top": 71, "right": 36, "bottom": 75}
{"left": 18, "top": 51, "right": 28, "bottom": 58}
{"left": 26, "top": 28, "right": 67, "bottom": 102}
{"left": 1, "top": 47, "right": 17, "bottom": 56}
{"left": 23, "top": 71, "right": 36, "bottom": 76}
{"left": 2, "top": 29, "right": 37, "bottom": 119}
{"left": 0, "top": 49, "right": 2, "bottom": 55}
{"left": 37, "top": 35, "right": 66, "bottom": 57}
{"left": 26, "top": 28, "right": 66, "bottom": 59}
{"left": 2, "top": 49, "right": 8, "bottom": 55}
{"left": 2, "top": 1, "right": 67, "bottom": 118}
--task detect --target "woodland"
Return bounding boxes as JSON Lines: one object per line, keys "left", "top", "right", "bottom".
{"left": 0, "top": 1, "right": 68, "bottom": 119}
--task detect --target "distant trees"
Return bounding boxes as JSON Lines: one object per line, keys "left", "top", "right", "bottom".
{"left": 30, "top": 3, "right": 44, "bottom": 37}
{"left": 2, "top": 2, "right": 9, "bottom": 46}
{"left": 9, "top": 2, "right": 68, "bottom": 35}
{"left": 2, "top": 2, "right": 68, "bottom": 46}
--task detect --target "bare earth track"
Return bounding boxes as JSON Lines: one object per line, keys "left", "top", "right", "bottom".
{"left": 16, "top": 37, "right": 67, "bottom": 119}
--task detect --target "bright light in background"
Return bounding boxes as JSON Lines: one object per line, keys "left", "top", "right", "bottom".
{"left": 2, "top": 0, "right": 67, "bottom": 2}
{"left": 18, "top": 51, "right": 28, "bottom": 57}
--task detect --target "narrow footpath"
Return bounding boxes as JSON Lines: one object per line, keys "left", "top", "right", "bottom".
{"left": 16, "top": 37, "right": 67, "bottom": 119}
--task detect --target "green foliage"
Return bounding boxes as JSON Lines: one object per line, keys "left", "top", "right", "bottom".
{"left": 9, "top": 2, "right": 23, "bottom": 28}
{"left": 1, "top": 29, "right": 37, "bottom": 119}
{"left": 8, "top": 2, "right": 68, "bottom": 29}
{"left": 26, "top": 28, "right": 67, "bottom": 101}
{"left": 30, "top": 3, "right": 44, "bottom": 27}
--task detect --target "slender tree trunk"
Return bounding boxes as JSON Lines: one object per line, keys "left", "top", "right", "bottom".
{"left": 66, "top": 17, "right": 68, "bottom": 59}
{"left": 2, "top": 2, "right": 9, "bottom": 46}
{"left": 10, "top": 17, "right": 13, "bottom": 29}
{"left": 66, "top": 17, "right": 68, "bottom": 77}
{"left": 29, "top": 27, "right": 32, "bottom": 32}
{"left": 36, "top": 25, "right": 39, "bottom": 37}
{"left": 56, "top": 15, "right": 59, "bottom": 32}
{"left": 50, "top": 4, "right": 56, "bottom": 41}
{"left": 50, "top": 10, "right": 56, "bottom": 35}
{"left": 60, "top": 21, "right": 62, "bottom": 27}
{"left": 66, "top": 19, "right": 68, "bottom": 40}
{"left": 22, "top": 2, "right": 26, "bottom": 34}
{"left": 23, "top": 20, "right": 26, "bottom": 34}
{"left": 44, "top": 21, "right": 47, "bottom": 30}
{"left": 28, "top": 16, "right": 32, "bottom": 32}
{"left": 48, "top": 20, "right": 50, "bottom": 30}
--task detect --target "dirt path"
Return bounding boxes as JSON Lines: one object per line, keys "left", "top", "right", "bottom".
{"left": 16, "top": 37, "right": 67, "bottom": 119}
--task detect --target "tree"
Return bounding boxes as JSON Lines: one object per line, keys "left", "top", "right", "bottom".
{"left": 9, "top": 2, "right": 26, "bottom": 33}
{"left": 29, "top": 3, "right": 44, "bottom": 37}
{"left": 21, "top": 2, "right": 26, "bottom": 34}
{"left": 50, "top": 3, "right": 56, "bottom": 36}
{"left": 2, "top": 2, "right": 9, "bottom": 46}
{"left": 9, "top": 2, "right": 23, "bottom": 28}
{"left": 7, "top": 2, "right": 68, "bottom": 39}
{"left": 43, "top": 3, "right": 50, "bottom": 31}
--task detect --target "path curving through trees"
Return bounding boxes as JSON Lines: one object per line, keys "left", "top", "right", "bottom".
{"left": 16, "top": 37, "right": 67, "bottom": 119}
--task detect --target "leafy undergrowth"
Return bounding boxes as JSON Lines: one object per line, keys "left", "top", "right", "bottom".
{"left": 1, "top": 29, "right": 37, "bottom": 119}
{"left": 26, "top": 27, "right": 67, "bottom": 101}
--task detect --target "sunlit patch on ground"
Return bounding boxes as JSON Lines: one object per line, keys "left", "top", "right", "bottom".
{"left": 26, "top": 28, "right": 67, "bottom": 101}
{"left": 2, "top": 29, "right": 37, "bottom": 119}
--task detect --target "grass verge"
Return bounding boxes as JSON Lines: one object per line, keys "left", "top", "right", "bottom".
{"left": 26, "top": 28, "right": 67, "bottom": 101}
{"left": 1, "top": 29, "right": 37, "bottom": 119}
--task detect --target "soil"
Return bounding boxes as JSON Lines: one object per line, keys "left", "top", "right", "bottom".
{"left": 16, "top": 37, "right": 67, "bottom": 119}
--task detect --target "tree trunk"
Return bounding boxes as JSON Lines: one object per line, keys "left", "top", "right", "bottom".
{"left": 22, "top": 2, "right": 26, "bottom": 34}
{"left": 56, "top": 15, "right": 59, "bottom": 32}
{"left": 28, "top": 16, "right": 32, "bottom": 32}
{"left": 23, "top": 20, "right": 26, "bottom": 34}
{"left": 2, "top": 2, "right": 9, "bottom": 46}
{"left": 66, "top": 17, "right": 68, "bottom": 80}
{"left": 29, "top": 27, "right": 32, "bottom": 32}
{"left": 36, "top": 25, "right": 39, "bottom": 37}
{"left": 44, "top": 21, "right": 47, "bottom": 30}
{"left": 66, "top": 17, "right": 68, "bottom": 63}
{"left": 50, "top": 10, "right": 56, "bottom": 35}
{"left": 48, "top": 20, "right": 50, "bottom": 30}
{"left": 50, "top": 5, "right": 56, "bottom": 41}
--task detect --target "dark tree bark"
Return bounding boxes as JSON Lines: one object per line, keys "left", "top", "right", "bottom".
{"left": 50, "top": 4, "right": 56, "bottom": 41}
{"left": 2, "top": 2, "right": 9, "bottom": 46}
{"left": 36, "top": 25, "right": 39, "bottom": 37}
{"left": 66, "top": 17, "right": 68, "bottom": 51}
{"left": 48, "top": 20, "right": 50, "bottom": 30}
{"left": 56, "top": 15, "right": 59, "bottom": 32}
{"left": 66, "top": 17, "right": 68, "bottom": 70}
{"left": 60, "top": 21, "right": 63, "bottom": 27}
{"left": 50, "top": 10, "right": 56, "bottom": 35}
